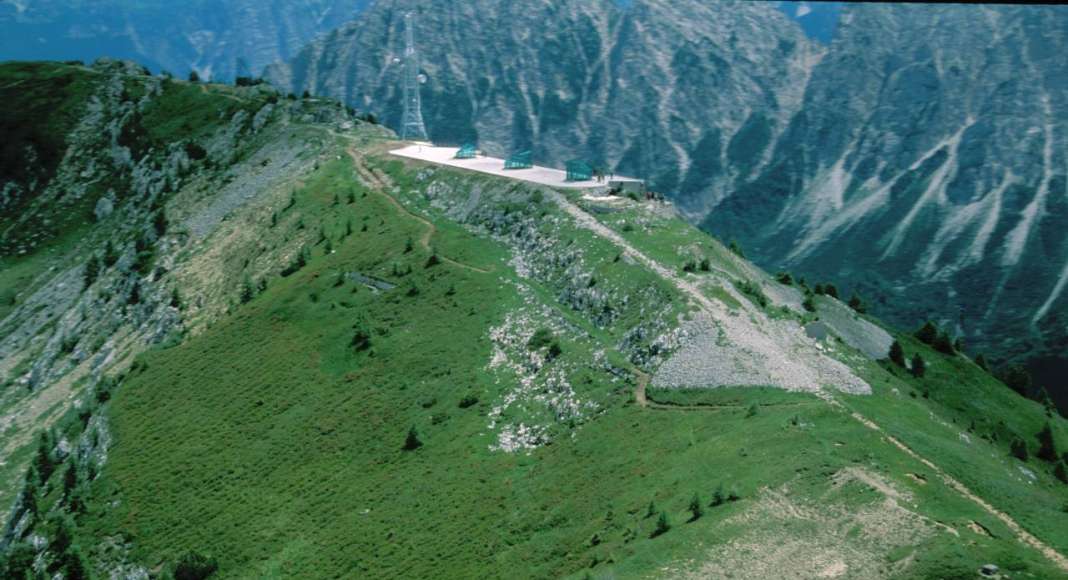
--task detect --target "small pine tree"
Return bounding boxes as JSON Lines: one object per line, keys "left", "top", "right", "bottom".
{"left": 547, "top": 341, "right": 563, "bottom": 360}
{"left": 62, "top": 545, "right": 91, "bottom": 580}
{"left": 1037, "top": 423, "right": 1059, "bottom": 463}
{"left": 911, "top": 353, "right": 926, "bottom": 378}
{"left": 651, "top": 511, "right": 671, "bottom": 538}
{"left": 975, "top": 353, "right": 989, "bottom": 371}
{"left": 173, "top": 551, "right": 219, "bottom": 580}
{"left": 188, "top": 71, "right": 200, "bottom": 82}
{"left": 688, "top": 493, "right": 704, "bottom": 522}
{"left": 933, "top": 332, "right": 955, "bottom": 355}
{"left": 699, "top": 258, "right": 711, "bottom": 272}
{"left": 240, "top": 276, "right": 255, "bottom": 304}
{"left": 728, "top": 240, "right": 745, "bottom": 258}
{"left": 103, "top": 240, "right": 118, "bottom": 267}
{"left": 83, "top": 255, "right": 100, "bottom": 289}
{"left": 848, "top": 293, "right": 866, "bottom": 314}
{"left": 35, "top": 431, "right": 55, "bottom": 484}
{"left": 745, "top": 403, "right": 758, "bottom": 418}
{"left": 405, "top": 237, "right": 414, "bottom": 253}
{"left": 403, "top": 425, "right": 422, "bottom": 451}
{"left": 351, "top": 328, "right": 372, "bottom": 351}
{"left": 170, "top": 288, "right": 182, "bottom": 309}
{"left": 814, "top": 284, "right": 825, "bottom": 295}
{"left": 915, "top": 321, "right": 939, "bottom": 345}
{"left": 426, "top": 252, "right": 441, "bottom": 267}
{"left": 324, "top": 238, "right": 334, "bottom": 254}
{"left": 645, "top": 500, "right": 657, "bottom": 519}
{"left": 824, "top": 284, "right": 839, "bottom": 299}
{"left": 710, "top": 483, "right": 726, "bottom": 507}
{"left": 999, "top": 365, "right": 1033, "bottom": 396}
{"left": 347, "top": 190, "right": 356, "bottom": 204}
{"left": 51, "top": 514, "right": 75, "bottom": 555}
{"left": 22, "top": 466, "right": 40, "bottom": 515}
{"left": 888, "top": 340, "right": 906, "bottom": 367}
{"left": 776, "top": 272, "right": 793, "bottom": 285}
{"left": 802, "top": 295, "right": 816, "bottom": 312}
{"left": 345, "top": 219, "right": 353, "bottom": 237}
{"left": 1011, "top": 437, "right": 1029, "bottom": 461}
{"left": 1055, "top": 461, "right": 1067, "bottom": 484}
{"left": 128, "top": 281, "right": 141, "bottom": 305}
{"left": 63, "top": 462, "right": 80, "bottom": 499}
{"left": 153, "top": 209, "right": 168, "bottom": 237}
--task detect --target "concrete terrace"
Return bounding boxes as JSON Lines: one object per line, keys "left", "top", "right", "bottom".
{"left": 389, "top": 144, "right": 643, "bottom": 190}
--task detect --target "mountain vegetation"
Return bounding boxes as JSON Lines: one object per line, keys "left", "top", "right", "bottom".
{"left": 1, "top": 62, "right": 1068, "bottom": 579}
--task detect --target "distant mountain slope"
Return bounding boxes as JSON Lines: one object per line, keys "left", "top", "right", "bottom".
{"left": 0, "top": 0, "right": 372, "bottom": 81}
{"left": 705, "top": 3, "right": 1068, "bottom": 391}
{"left": 3, "top": 62, "right": 1068, "bottom": 580}
{"left": 268, "top": 0, "right": 1068, "bottom": 398}
{"left": 265, "top": 0, "right": 818, "bottom": 209}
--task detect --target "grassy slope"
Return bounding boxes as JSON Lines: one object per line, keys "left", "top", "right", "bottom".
{"left": 0, "top": 63, "right": 279, "bottom": 510}
{"left": 65, "top": 146, "right": 1068, "bottom": 579}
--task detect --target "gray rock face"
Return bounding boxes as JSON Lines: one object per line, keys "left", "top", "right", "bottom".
{"left": 271, "top": 0, "right": 1068, "bottom": 372}
{"left": 0, "top": 0, "right": 372, "bottom": 81}
{"left": 266, "top": 0, "right": 815, "bottom": 204}
{"left": 705, "top": 3, "right": 1068, "bottom": 367}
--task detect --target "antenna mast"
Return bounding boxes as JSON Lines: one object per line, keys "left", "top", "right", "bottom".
{"left": 400, "top": 12, "right": 429, "bottom": 142}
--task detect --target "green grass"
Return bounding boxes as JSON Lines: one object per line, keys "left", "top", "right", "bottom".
{"left": 60, "top": 151, "right": 1067, "bottom": 579}
{"left": 842, "top": 332, "right": 1068, "bottom": 556}
{"left": 7, "top": 66, "right": 1068, "bottom": 578}
{"left": 646, "top": 386, "right": 819, "bottom": 408}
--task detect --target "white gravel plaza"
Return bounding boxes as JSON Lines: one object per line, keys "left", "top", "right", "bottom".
{"left": 389, "top": 144, "right": 643, "bottom": 190}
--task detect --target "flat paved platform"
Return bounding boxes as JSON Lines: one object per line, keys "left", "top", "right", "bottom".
{"left": 389, "top": 145, "right": 642, "bottom": 190}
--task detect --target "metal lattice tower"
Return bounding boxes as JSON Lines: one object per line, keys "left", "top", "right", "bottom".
{"left": 400, "top": 12, "right": 429, "bottom": 142}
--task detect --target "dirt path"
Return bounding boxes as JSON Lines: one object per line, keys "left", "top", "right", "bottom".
{"left": 552, "top": 187, "right": 1068, "bottom": 573}
{"left": 344, "top": 145, "right": 492, "bottom": 275}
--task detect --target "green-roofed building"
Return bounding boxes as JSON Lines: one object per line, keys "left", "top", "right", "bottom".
{"left": 566, "top": 160, "right": 593, "bottom": 182}
{"left": 504, "top": 150, "right": 533, "bottom": 170}
{"left": 455, "top": 143, "right": 477, "bottom": 159}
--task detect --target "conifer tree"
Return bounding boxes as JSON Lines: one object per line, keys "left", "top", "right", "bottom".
{"left": 911, "top": 353, "right": 926, "bottom": 378}
{"left": 1037, "top": 423, "right": 1059, "bottom": 462}
{"left": 915, "top": 321, "right": 939, "bottom": 345}
{"left": 83, "top": 255, "right": 100, "bottom": 289}
{"left": 888, "top": 340, "right": 906, "bottom": 367}
{"left": 403, "top": 425, "right": 423, "bottom": 451}
{"left": 688, "top": 493, "right": 704, "bottom": 522}
{"left": 1011, "top": 437, "right": 1029, "bottom": 461}
{"left": 848, "top": 293, "right": 866, "bottom": 314}
{"left": 651, "top": 511, "right": 671, "bottom": 538}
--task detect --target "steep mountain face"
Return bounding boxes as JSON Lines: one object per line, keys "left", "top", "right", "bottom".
{"left": 706, "top": 3, "right": 1068, "bottom": 389}
{"left": 3, "top": 62, "right": 1068, "bottom": 579}
{"left": 0, "top": 60, "right": 364, "bottom": 511}
{"left": 266, "top": 0, "right": 819, "bottom": 211}
{"left": 0, "top": 0, "right": 372, "bottom": 80}
{"left": 269, "top": 0, "right": 1068, "bottom": 395}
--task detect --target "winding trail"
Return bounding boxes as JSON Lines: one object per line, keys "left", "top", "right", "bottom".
{"left": 344, "top": 144, "right": 492, "bottom": 275}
